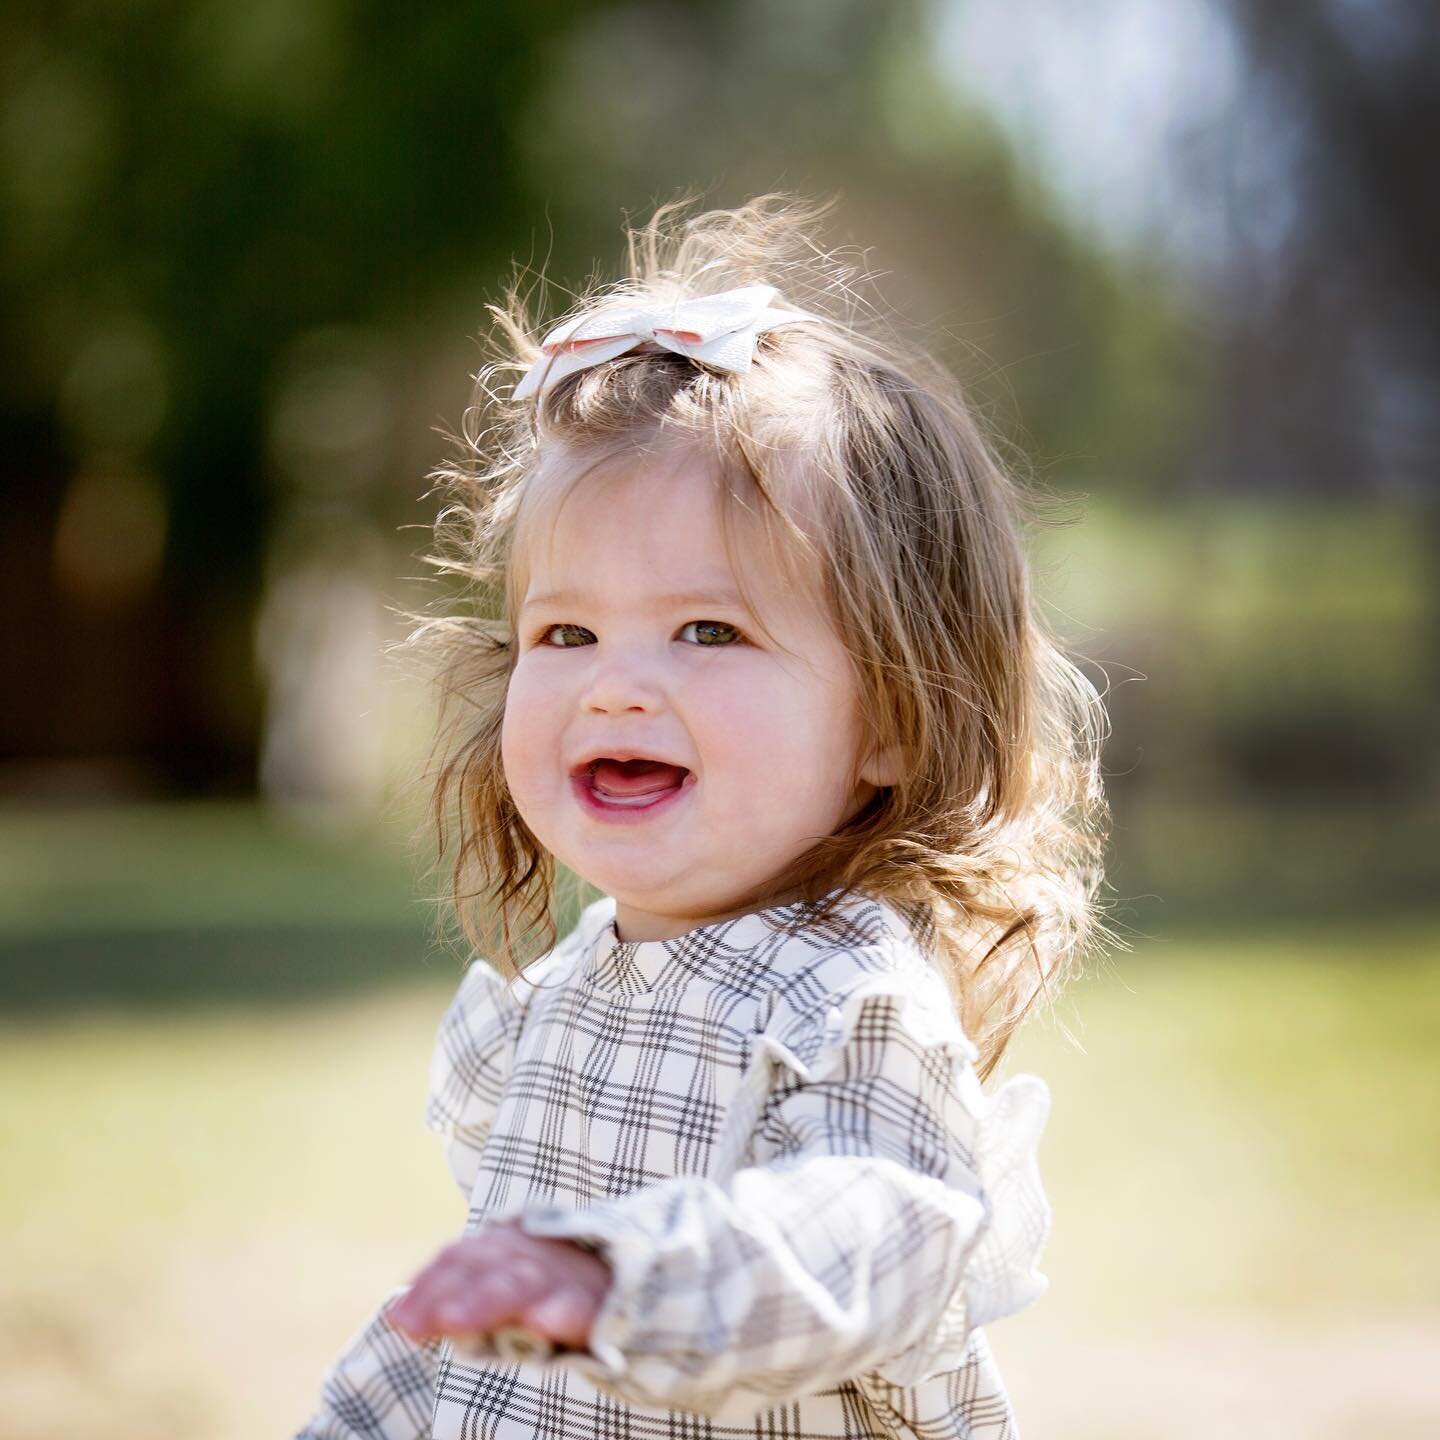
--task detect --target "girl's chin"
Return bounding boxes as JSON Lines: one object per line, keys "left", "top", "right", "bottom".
{"left": 568, "top": 867, "right": 740, "bottom": 927}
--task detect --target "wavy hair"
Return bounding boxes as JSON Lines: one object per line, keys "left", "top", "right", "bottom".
{"left": 412, "top": 194, "right": 1108, "bottom": 1077}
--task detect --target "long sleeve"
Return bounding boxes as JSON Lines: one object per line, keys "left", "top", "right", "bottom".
{"left": 293, "top": 958, "right": 526, "bottom": 1438}
{"left": 515, "top": 965, "right": 1051, "bottom": 1418}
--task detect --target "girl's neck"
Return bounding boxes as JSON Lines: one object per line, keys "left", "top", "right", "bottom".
{"left": 612, "top": 887, "right": 811, "bottom": 943}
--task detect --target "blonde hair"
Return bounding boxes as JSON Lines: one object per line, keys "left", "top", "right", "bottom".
{"left": 415, "top": 194, "right": 1108, "bottom": 1078}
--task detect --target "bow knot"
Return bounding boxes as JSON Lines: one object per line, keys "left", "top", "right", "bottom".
{"left": 512, "top": 284, "right": 815, "bottom": 400}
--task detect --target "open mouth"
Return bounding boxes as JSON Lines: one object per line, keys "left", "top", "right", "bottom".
{"left": 572, "top": 757, "right": 692, "bottom": 816}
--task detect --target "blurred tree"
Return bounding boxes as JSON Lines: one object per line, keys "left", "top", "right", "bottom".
{"left": 0, "top": 1, "right": 624, "bottom": 791}
{"left": 0, "top": 0, "right": 1188, "bottom": 798}
{"left": 522, "top": 0, "right": 1197, "bottom": 495}
{"left": 1206, "top": 0, "right": 1439, "bottom": 498}
{"left": 1206, "top": 0, "right": 1440, "bottom": 788}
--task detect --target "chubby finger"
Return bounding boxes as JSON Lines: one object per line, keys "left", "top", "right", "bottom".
{"left": 393, "top": 1242, "right": 472, "bottom": 1305}
{"left": 523, "top": 1283, "right": 600, "bottom": 1349}
{"left": 389, "top": 1229, "right": 610, "bottom": 1345}
{"left": 398, "top": 1252, "right": 554, "bottom": 1340}
{"left": 441, "top": 1266, "right": 530, "bottom": 1332}
{"left": 391, "top": 1254, "right": 483, "bottom": 1335}
{"left": 390, "top": 1282, "right": 447, "bottom": 1338}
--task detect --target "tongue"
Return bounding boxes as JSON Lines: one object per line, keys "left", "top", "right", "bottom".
{"left": 591, "top": 758, "right": 686, "bottom": 800}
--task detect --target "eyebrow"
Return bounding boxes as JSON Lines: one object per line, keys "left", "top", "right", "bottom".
{"left": 519, "top": 586, "right": 750, "bottom": 614}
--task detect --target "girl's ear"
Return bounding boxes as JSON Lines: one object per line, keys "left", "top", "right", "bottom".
{"left": 860, "top": 742, "right": 903, "bottom": 789}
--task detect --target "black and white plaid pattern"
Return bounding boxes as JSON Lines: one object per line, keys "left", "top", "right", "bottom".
{"left": 295, "top": 894, "right": 1051, "bottom": 1439}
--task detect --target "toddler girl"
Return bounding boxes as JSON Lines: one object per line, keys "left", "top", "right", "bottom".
{"left": 294, "top": 195, "right": 1106, "bottom": 1439}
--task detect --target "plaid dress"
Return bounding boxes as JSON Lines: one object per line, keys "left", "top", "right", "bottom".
{"left": 295, "top": 892, "right": 1051, "bottom": 1439}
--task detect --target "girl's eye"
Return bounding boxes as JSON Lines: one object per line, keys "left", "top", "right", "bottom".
{"left": 538, "top": 623, "right": 596, "bottom": 648}
{"left": 679, "top": 620, "right": 743, "bottom": 647}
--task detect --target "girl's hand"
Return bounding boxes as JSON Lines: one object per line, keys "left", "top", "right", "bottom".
{"left": 387, "top": 1220, "right": 612, "bottom": 1353}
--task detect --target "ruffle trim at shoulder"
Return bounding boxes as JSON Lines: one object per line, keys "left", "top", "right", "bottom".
{"left": 424, "top": 900, "right": 614, "bottom": 1196}
{"left": 425, "top": 960, "right": 527, "bottom": 1194}
{"left": 956, "top": 1068, "right": 1051, "bottom": 1332}
{"left": 759, "top": 964, "right": 981, "bottom": 1085}
{"left": 754, "top": 969, "right": 1052, "bottom": 1383}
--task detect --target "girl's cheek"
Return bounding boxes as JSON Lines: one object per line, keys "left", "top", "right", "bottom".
{"left": 502, "top": 666, "right": 567, "bottom": 804}
{"left": 503, "top": 659, "right": 543, "bottom": 728}
{"left": 499, "top": 686, "right": 536, "bottom": 794}
{"left": 704, "top": 671, "right": 788, "bottom": 743}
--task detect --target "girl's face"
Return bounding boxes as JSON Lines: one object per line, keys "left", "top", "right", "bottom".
{"left": 501, "top": 455, "right": 888, "bottom": 942}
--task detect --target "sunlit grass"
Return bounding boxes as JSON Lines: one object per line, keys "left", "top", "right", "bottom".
{"left": 0, "top": 987, "right": 460, "bottom": 1440}
{"left": 2, "top": 921, "right": 1437, "bottom": 1438}
{"left": 1009, "top": 924, "right": 1440, "bottom": 1319}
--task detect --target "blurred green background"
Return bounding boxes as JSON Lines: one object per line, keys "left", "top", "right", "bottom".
{"left": 2, "top": 2, "right": 1436, "bottom": 1437}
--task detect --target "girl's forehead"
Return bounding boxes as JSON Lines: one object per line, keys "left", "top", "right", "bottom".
{"left": 512, "top": 452, "right": 840, "bottom": 650}
{"left": 510, "top": 450, "right": 824, "bottom": 612}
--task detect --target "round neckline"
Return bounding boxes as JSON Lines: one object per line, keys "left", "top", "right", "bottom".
{"left": 579, "top": 891, "right": 846, "bottom": 997}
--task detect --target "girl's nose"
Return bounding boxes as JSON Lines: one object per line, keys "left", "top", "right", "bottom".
{"left": 580, "top": 648, "right": 665, "bottom": 714}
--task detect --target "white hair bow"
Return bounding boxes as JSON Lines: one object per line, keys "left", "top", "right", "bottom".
{"left": 511, "top": 284, "right": 815, "bottom": 400}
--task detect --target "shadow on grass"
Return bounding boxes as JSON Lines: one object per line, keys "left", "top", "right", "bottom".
{"left": 0, "top": 921, "right": 465, "bottom": 1012}
{"left": 2, "top": 797, "right": 1435, "bottom": 1014}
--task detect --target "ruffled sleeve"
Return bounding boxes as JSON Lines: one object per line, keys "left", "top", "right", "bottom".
{"left": 515, "top": 945, "right": 1052, "bottom": 1416}
{"left": 755, "top": 966, "right": 1052, "bottom": 1379}
{"left": 424, "top": 958, "right": 527, "bottom": 1198}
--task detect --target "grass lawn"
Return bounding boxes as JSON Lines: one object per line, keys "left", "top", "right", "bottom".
{"left": 1, "top": 804, "right": 1437, "bottom": 1437}
{"left": 3, "top": 924, "right": 1437, "bottom": 1438}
